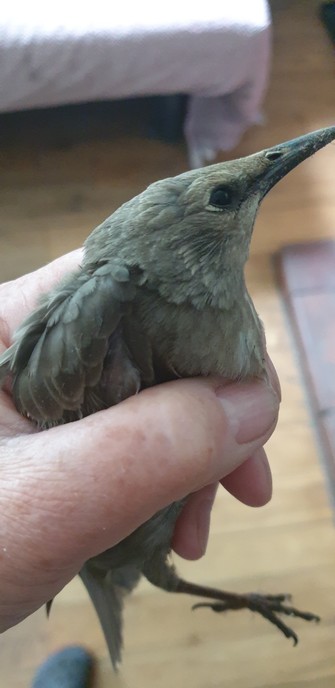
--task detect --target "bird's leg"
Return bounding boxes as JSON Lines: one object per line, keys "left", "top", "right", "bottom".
{"left": 143, "top": 559, "right": 319, "bottom": 645}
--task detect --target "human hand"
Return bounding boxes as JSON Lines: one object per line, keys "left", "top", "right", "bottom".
{"left": 0, "top": 252, "right": 280, "bottom": 632}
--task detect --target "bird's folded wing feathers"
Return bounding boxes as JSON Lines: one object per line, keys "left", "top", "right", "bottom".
{"left": 0, "top": 262, "right": 136, "bottom": 426}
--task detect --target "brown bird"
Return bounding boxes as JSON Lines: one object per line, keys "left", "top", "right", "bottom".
{"left": 1, "top": 126, "right": 334, "bottom": 668}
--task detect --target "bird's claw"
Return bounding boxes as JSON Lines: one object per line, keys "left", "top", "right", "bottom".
{"left": 192, "top": 592, "right": 320, "bottom": 644}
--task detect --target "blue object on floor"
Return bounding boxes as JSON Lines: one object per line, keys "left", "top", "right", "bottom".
{"left": 320, "top": 2, "right": 335, "bottom": 46}
{"left": 31, "top": 646, "right": 94, "bottom": 688}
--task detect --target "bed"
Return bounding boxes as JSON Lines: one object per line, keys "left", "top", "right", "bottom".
{"left": 0, "top": 2, "right": 271, "bottom": 166}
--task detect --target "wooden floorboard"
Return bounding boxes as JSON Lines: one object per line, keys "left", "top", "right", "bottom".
{"left": 1, "top": 1, "right": 335, "bottom": 686}
{"left": 277, "top": 240, "right": 335, "bottom": 501}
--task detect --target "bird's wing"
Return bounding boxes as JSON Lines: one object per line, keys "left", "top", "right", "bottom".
{"left": 0, "top": 262, "right": 139, "bottom": 426}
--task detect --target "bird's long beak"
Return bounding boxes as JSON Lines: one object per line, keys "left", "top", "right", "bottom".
{"left": 256, "top": 126, "right": 335, "bottom": 198}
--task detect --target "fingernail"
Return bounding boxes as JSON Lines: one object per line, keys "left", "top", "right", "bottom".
{"left": 216, "top": 382, "right": 279, "bottom": 445}
{"left": 196, "top": 498, "right": 213, "bottom": 556}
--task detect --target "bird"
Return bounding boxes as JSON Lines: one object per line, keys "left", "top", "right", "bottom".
{"left": 1, "top": 126, "right": 334, "bottom": 669}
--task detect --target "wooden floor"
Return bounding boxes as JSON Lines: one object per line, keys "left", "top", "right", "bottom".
{"left": 1, "top": 1, "right": 335, "bottom": 686}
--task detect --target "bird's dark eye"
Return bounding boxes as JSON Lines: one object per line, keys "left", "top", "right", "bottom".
{"left": 208, "top": 185, "right": 234, "bottom": 209}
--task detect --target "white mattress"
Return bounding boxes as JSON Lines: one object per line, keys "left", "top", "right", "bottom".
{"left": 0, "top": 2, "right": 271, "bottom": 165}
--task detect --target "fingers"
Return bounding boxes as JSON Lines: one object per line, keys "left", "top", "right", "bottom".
{"left": 172, "top": 483, "right": 219, "bottom": 560}
{"left": 0, "top": 250, "right": 83, "bottom": 344}
{"left": 221, "top": 448, "right": 272, "bottom": 506}
{"left": 0, "top": 375, "right": 279, "bottom": 630}
{"left": 172, "top": 449, "right": 272, "bottom": 561}
{"left": 6, "top": 377, "right": 278, "bottom": 561}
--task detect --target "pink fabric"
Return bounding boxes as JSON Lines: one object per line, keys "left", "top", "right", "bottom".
{"left": 0, "top": 2, "right": 271, "bottom": 165}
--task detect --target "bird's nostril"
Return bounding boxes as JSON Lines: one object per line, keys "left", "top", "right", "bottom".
{"left": 265, "top": 150, "right": 284, "bottom": 161}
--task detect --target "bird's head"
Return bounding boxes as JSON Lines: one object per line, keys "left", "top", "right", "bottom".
{"left": 86, "top": 126, "right": 335, "bottom": 309}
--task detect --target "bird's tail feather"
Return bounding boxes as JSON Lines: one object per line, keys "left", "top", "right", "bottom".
{"left": 80, "top": 563, "right": 126, "bottom": 670}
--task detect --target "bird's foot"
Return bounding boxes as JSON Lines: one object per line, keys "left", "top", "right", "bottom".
{"left": 193, "top": 592, "right": 320, "bottom": 644}
{"left": 143, "top": 560, "right": 320, "bottom": 645}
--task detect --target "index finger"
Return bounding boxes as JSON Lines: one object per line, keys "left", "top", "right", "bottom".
{"left": 0, "top": 249, "right": 83, "bottom": 347}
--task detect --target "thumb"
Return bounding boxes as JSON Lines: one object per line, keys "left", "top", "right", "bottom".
{"left": 0, "top": 376, "right": 279, "bottom": 629}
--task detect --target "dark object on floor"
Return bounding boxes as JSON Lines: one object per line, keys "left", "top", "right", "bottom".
{"left": 0, "top": 95, "right": 187, "bottom": 150}
{"left": 276, "top": 239, "right": 335, "bottom": 503}
{"left": 319, "top": 2, "right": 335, "bottom": 46}
{"left": 31, "top": 646, "right": 95, "bottom": 688}
{"left": 148, "top": 95, "right": 188, "bottom": 142}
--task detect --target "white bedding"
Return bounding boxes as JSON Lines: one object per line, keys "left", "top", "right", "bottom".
{"left": 0, "top": 2, "right": 271, "bottom": 165}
